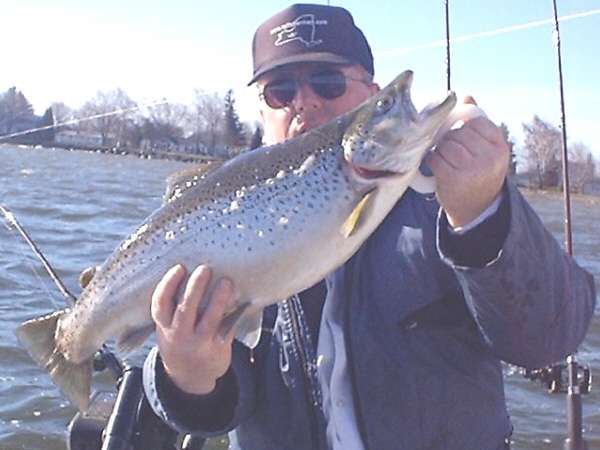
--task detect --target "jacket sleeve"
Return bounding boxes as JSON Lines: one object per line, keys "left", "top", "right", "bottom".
{"left": 143, "top": 341, "right": 259, "bottom": 437}
{"left": 437, "top": 181, "right": 597, "bottom": 368}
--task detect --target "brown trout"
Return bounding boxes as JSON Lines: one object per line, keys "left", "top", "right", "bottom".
{"left": 17, "top": 70, "right": 466, "bottom": 411}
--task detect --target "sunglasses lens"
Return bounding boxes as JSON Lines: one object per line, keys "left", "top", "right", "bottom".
{"left": 262, "top": 70, "right": 349, "bottom": 109}
{"left": 263, "top": 79, "right": 297, "bottom": 109}
{"left": 309, "top": 70, "right": 347, "bottom": 99}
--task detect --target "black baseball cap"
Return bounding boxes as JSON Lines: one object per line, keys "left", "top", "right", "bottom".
{"left": 248, "top": 4, "right": 374, "bottom": 85}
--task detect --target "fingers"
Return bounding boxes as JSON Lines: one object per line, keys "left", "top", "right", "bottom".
{"left": 168, "top": 265, "right": 210, "bottom": 332}
{"left": 196, "top": 277, "right": 234, "bottom": 342}
{"left": 151, "top": 264, "right": 187, "bottom": 328}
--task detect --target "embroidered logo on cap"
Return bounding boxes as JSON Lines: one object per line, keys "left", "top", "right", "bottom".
{"left": 270, "top": 14, "right": 328, "bottom": 48}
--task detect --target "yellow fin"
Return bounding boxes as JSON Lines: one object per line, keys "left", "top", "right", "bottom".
{"left": 341, "top": 191, "right": 374, "bottom": 238}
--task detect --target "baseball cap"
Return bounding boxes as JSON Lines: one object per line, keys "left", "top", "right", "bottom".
{"left": 248, "top": 3, "right": 374, "bottom": 85}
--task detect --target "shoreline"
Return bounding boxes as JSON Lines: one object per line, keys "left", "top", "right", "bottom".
{"left": 3, "top": 143, "right": 598, "bottom": 202}
{"left": 0, "top": 142, "right": 222, "bottom": 164}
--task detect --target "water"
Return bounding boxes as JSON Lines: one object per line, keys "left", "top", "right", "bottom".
{"left": 0, "top": 144, "right": 598, "bottom": 449}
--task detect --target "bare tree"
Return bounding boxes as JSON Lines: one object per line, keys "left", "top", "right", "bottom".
{"left": 51, "top": 102, "right": 74, "bottom": 126}
{"left": 142, "top": 102, "right": 188, "bottom": 150}
{"left": 522, "top": 115, "right": 561, "bottom": 189}
{"left": 77, "top": 88, "right": 137, "bottom": 147}
{"left": 568, "top": 142, "right": 596, "bottom": 193}
{"left": 188, "top": 90, "right": 225, "bottom": 154}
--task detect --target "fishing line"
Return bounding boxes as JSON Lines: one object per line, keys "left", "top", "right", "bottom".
{"left": 376, "top": 8, "right": 600, "bottom": 58}
{"left": 1, "top": 204, "right": 125, "bottom": 379}
{"left": 0, "top": 204, "right": 76, "bottom": 304}
{"left": 1, "top": 211, "right": 62, "bottom": 309}
{"left": 0, "top": 98, "right": 169, "bottom": 142}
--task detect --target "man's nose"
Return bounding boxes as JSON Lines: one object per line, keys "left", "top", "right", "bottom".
{"left": 291, "top": 81, "right": 321, "bottom": 111}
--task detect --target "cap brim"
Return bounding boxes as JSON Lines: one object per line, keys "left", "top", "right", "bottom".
{"left": 247, "top": 52, "right": 355, "bottom": 85}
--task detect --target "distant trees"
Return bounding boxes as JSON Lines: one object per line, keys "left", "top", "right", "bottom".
{"left": 5, "top": 84, "right": 594, "bottom": 191}
{"left": 521, "top": 115, "right": 597, "bottom": 192}
{"left": 249, "top": 124, "right": 263, "bottom": 150}
{"left": 77, "top": 88, "right": 137, "bottom": 147}
{"left": 568, "top": 142, "right": 596, "bottom": 193}
{"left": 188, "top": 90, "right": 225, "bottom": 153}
{"left": 223, "top": 89, "right": 246, "bottom": 151}
{"left": 499, "top": 122, "right": 516, "bottom": 175}
{"left": 0, "top": 87, "right": 35, "bottom": 135}
{"left": 522, "top": 116, "right": 562, "bottom": 189}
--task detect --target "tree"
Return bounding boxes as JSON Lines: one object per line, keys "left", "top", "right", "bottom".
{"left": 51, "top": 102, "right": 74, "bottom": 126}
{"left": 499, "top": 122, "right": 516, "bottom": 175}
{"left": 34, "top": 107, "right": 55, "bottom": 143}
{"left": 223, "top": 89, "right": 246, "bottom": 150}
{"left": 522, "top": 116, "right": 561, "bottom": 189}
{"left": 77, "top": 88, "right": 137, "bottom": 147}
{"left": 187, "top": 90, "right": 225, "bottom": 154}
{"left": 0, "top": 87, "right": 35, "bottom": 135}
{"left": 142, "top": 102, "right": 187, "bottom": 150}
{"left": 249, "top": 124, "right": 263, "bottom": 150}
{"left": 567, "top": 142, "right": 595, "bottom": 193}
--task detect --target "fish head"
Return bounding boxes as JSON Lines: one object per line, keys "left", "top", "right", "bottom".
{"left": 342, "top": 70, "right": 456, "bottom": 180}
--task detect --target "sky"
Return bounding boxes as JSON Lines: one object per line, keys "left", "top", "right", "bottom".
{"left": 3, "top": 0, "right": 600, "bottom": 163}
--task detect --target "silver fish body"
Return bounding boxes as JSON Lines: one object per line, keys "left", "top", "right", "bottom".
{"left": 17, "top": 70, "right": 457, "bottom": 411}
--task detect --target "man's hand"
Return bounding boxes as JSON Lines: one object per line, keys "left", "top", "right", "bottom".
{"left": 426, "top": 98, "right": 509, "bottom": 228}
{"left": 151, "top": 264, "right": 236, "bottom": 395}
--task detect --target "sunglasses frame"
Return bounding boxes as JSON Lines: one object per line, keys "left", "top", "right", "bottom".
{"left": 259, "top": 68, "right": 370, "bottom": 109}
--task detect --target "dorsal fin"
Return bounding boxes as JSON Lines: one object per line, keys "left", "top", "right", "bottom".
{"left": 163, "top": 160, "right": 224, "bottom": 204}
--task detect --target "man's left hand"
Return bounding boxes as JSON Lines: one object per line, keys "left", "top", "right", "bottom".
{"left": 426, "top": 103, "right": 510, "bottom": 229}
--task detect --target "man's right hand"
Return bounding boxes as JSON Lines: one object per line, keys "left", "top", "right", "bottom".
{"left": 151, "top": 264, "right": 237, "bottom": 395}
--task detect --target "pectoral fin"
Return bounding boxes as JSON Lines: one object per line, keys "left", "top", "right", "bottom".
{"left": 116, "top": 323, "right": 155, "bottom": 354}
{"left": 218, "top": 302, "right": 263, "bottom": 349}
{"left": 341, "top": 191, "right": 374, "bottom": 238}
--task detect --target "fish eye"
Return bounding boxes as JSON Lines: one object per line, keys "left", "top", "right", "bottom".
{"left": 376, "top": 96, "right": 395, "bottom": 113}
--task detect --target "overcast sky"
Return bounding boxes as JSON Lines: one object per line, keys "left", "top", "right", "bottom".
{"left": 3, "top": 0, "right": 599, "bottom": 160}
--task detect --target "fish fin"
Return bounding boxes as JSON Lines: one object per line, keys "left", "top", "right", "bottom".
{"left": 16, "top": 310, "right": 92, "bottom": 412}
{"left": 116, "top": 323, "right": 155, "bottom": 354}
{"left": 341, "top": 191, "right": 374, "bottom": 238}
{"left": 218, "top": 303, "right": 263, "bottom": 349}
{"left": 78, "top": 265, "right": 100, "bottom": 289}
{"left": 410, "top": 172, "right": 436, "bottom": 194}
{"left": 163, "top": 161, "right": 224, "bottom": 204}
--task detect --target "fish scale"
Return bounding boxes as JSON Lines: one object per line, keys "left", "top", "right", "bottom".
{"left": 16, "top": 70, "right": 468, "bottom": 411}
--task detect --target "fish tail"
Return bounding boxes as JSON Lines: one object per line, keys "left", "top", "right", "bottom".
{"left": 16, "top": 310, "right": 92, "bottom": 411}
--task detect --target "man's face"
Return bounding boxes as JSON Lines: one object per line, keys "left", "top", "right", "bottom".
{"left": 257, "top": 63, "right": 379, "bottom": 145}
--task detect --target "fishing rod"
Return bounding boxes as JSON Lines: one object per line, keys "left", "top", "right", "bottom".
{"left": 518, "top": 1, "right": 591, "bottom": 449}
{"left": 1, "top": 204, "right": 204, "bottom": 449}
{"left": 523, "top": 2, "right": 592, "bottom": 449}
{"left": 551, "top": 0, "right": 588, "bottom": 448}
{"left": 441, "top": 1, "right": 591, "bottom": 448}
{"left": 0, "top": 204, "right": 124, "bottom": 379}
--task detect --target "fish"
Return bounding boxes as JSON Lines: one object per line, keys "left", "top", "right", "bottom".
{"left": 16, "top": 70, "right": 479, "bottom": 412}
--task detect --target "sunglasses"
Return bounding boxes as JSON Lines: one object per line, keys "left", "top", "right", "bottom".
{"left": 259, "top": 69, "right": 369, "bottom": 109}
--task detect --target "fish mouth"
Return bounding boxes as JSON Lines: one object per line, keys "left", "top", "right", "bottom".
{"left": 350, "top": 163, "right": 406, "bottom": 180}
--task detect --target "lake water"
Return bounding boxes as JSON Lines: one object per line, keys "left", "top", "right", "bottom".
{"left": 0, "top": 144, "right": 598, "bottom": 450}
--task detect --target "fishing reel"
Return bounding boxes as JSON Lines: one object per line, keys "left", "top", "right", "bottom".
{"left": 67, "top": 362, "right": 206, "bottom": 450}
{"left": 523, "top": 361, "right": 592, "bottom": 395}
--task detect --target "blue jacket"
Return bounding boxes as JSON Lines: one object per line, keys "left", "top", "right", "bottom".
{"left": 143, "top": 182, "right": 596, "bottom": 450}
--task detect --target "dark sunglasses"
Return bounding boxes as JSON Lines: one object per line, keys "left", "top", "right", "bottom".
{"left": 259, "top": 69, "right": 369, "bottom": 109}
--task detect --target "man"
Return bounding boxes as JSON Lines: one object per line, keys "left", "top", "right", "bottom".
{"left": 143, "top": 4, "right": 596, "bottom": 449}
